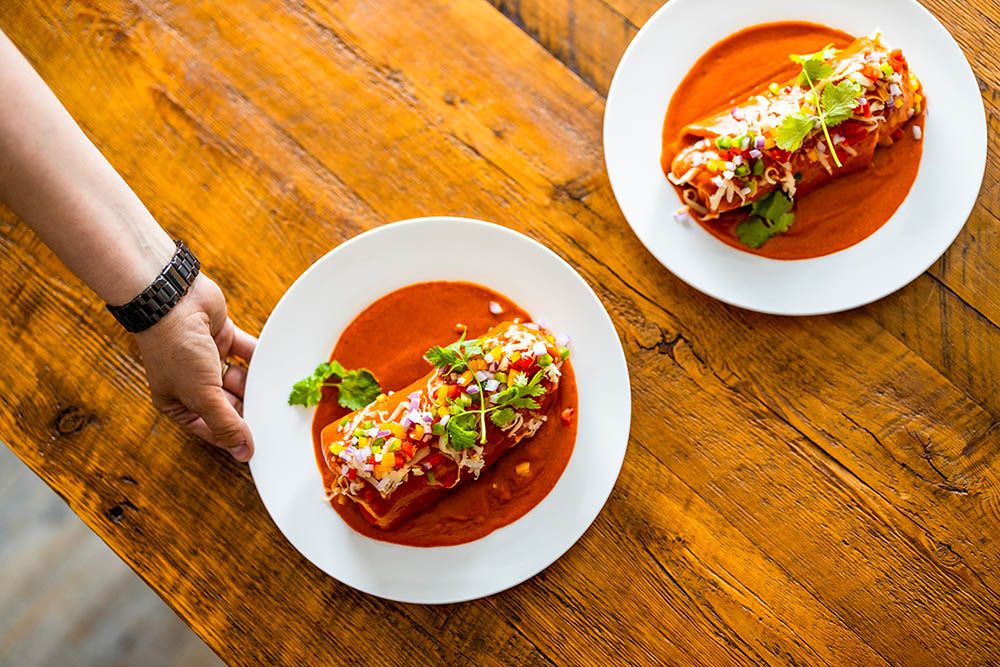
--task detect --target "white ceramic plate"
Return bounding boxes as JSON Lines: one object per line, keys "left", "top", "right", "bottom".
{"left": 244, "top": 217, "right": 630, "bottom": 603}
{"left": 604, "top": 0, "right": 986, "bottom": 315}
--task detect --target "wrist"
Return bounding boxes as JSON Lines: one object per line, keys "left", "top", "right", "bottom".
{"left": 106, "top": 240, "right": 201, "bottom": 333}
{"left": 101, "top": 232, "right": 177, "bottom": 306}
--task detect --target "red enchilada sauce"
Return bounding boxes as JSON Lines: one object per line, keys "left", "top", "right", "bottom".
{"left": 311, "top": 281, "right": 578, "bottom": 547}
{"left": 661, "top": 22, "right": 924, "bottom": 260}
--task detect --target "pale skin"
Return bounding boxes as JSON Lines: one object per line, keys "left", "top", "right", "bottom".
{"left": 0, "top": 31, "right": 255, "bottom": 461}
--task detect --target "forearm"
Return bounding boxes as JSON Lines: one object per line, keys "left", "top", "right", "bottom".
{"left": 0, "top": 30, "right": 174, "bottom": 305}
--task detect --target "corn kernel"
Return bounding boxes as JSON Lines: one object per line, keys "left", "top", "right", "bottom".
{"left": 438, "top": 406, "right": 449, "bottom": 417}
{"left": 510, "top": 351, "right": 521, "bottom": 362}
{"left": 490, "top": 346, "right": 502, "bottom": 358}
{"left": 358, "top": 436, "right": 369, "bottom": 448}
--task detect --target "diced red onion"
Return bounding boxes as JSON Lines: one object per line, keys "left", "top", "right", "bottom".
{"left": 755, "top": 136, "right": 766, "bottom": 149}
{"left": 377, "top": 429, "right": 391, "bottom": 438}
{"left": 532, "top": 342, "right": 548, "bottom": 356}
{"left": 724, "top": 160, "right": 735, "bottom": 171}
{"left": 730, "top": 107, "right": 744, "bottom": 120}
{"left": 489, "top": 301, "right": 503, "bottom": 315}
{"left": 467, "top": 385, "right": 480, "bottom": 395}
{"left": 555, "top": 333, "right": 570, "bottom": 346}
{"left": 732, "top": 155, "right": 743, "bottom": 165}
{"left": 912, "top": 125, "right": 922, "bottom": 140}
{"left": 475, "top": 370, "right": 490, "bottom": 382}
{"left": 400, "top": 417, "right": 411, "bottom": 428}
{"left": 886, "top": 96, "right": 895, "bottom": 108}
{"left": 422, "top": 413, "right": 433, "bottom": 424}
{"left": 440, "top": 414, "right": 450, "bottom": 425}
{"left": 749, "top": 149, "right": 762, "bottom": 159}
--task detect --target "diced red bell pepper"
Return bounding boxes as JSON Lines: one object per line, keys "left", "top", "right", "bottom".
{"left": 513, "top": 355, "right": 534, "bottom": 371}
{"left": 400, "top": 442, "right": 415, "bottom": 458}
{"left": 560, "top": 407, "right": 575, "bottom": 426}
{"left": 447, "top": 384, "right": 462, "bottom": 398}
{"left": 718, "top": 150, "right": 732, "bottom": 160}
{"left": 395, "top": 452, "right": 405, "bottom": 468}
{"left": 347, "top": 468, "right": 358, "bottom": 480}
{"left": 769, "top": 148, "right": 791, "bottom": 162}
{"left": 366, "top": 455, "right": 375, "bottom": 464}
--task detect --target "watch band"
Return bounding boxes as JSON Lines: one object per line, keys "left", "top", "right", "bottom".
{"left": 106, "top": 240, "right": 201, "bottom": 333}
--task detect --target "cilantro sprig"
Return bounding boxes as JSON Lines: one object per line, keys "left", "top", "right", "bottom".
{"left": 426, "top": 333, "right": 548, "bottom": 450}
{"left": 735, "top": 191, "right": 795, "bottom": 249}
{"left": 425, "top": 330, "right": 483, "bottom": 375}
{"left": 288, "top": 360, "right": 381, "bottom": 410}
{"left": 776, "top": 47, "right": 863, "bottom": 167}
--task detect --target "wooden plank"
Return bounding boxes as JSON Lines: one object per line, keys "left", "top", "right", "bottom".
{"left": 0, "top": 0, "right": 999, "bottom": 665}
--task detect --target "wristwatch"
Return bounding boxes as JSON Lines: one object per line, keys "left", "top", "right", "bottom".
{"left": 106, "top": 240, "right": 200, "bottom": 333}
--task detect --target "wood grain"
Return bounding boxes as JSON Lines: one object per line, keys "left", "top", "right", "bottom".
{"left": 1, "top": 0, "right": 999, "bottom": 665}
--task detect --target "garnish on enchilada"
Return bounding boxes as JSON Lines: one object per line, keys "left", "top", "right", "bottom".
{"left": 320, "top": 320, "right": 567, "bottom": 530}
{"left": 663, "top": 26, "right": 925, "bottom": 257}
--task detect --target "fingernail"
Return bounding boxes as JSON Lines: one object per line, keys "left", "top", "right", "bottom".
{"left": 229, "top": 443, "right": 250, "bottom": 461}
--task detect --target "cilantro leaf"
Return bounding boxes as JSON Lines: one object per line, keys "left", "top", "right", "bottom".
{"left": 425, "top": 331, "right": 485, "bottom": 375}
{"left": 735, "top": 191, "right": 796, "bottom": 249}
{"left": 335, "top": 369, "right": 381, "bottom": 410}
{"left": 775, "top": 113, "right": 816, "bottom": 152}
{"left": 490, "top": 407, "right": 516, "bottom": 427}
{"left": 446, "top": 412, "right": 478, "bottom": 450}
{"left": 821, "top": 79, "right": 864, "bottom": 127}
{"left": 288, "top": 375, "right": 323, "bottom": 408}
{"left": 425, "top": 345, "right": 462, "bottom": 373}
{"left": 288, "top": 361, "right": 381, "bottom": 409}
{"left": 790, "top": 47, "right": 834, "bottom": 87}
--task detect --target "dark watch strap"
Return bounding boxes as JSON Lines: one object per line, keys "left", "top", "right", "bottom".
{"left": 106, "top": 240, "right": 200, "bottom": 333}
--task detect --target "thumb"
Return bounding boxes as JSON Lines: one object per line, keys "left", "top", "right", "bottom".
{"left": 192, "top": 387, "right": 255, "bottom": 462}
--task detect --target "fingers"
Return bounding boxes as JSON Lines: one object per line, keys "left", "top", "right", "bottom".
{"left": 222, "top": 363, "right": 248, "bottom": 400}
{"left": 230, "top": 323, "right": 257, "bottom": 362}
{"left": 188, "top": 386, "right": 255, "bottom": 462}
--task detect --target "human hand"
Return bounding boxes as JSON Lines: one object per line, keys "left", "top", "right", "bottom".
{"left": 134, "top": 273, "right": 257, "bottom": 462}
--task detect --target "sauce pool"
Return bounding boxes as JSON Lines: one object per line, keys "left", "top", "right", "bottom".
{"left": 311, "top": 281, "right": 578, "bottom": 547}
{"left": 661, "top": 21, "right": 925, "bottom": 260}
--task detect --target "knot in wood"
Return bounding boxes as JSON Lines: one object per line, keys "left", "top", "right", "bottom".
{"left": 53, "top": 406, "right": 92, "bottom": 435}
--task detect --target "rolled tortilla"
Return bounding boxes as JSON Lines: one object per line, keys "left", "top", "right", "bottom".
{"left": 667, "top": 33, "right": 923, "bottom": 218}
{"left": 320, "top": 321, "right": 564, "bottom": 530}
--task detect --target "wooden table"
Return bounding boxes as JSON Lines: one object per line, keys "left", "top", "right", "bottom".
{"left": 2, "top": 1, "right": 998, "bottom": 664}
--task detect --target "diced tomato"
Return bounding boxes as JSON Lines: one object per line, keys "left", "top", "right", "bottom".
{"left": 401, "top": 442, "right": 415, "bottom": 458}
{"left": 347, "top": 468, "right": 358, "bottom": 480}
{"left": 560, "top": 407, "right": 575, "bottom": 426}
{"left": 395, "top": 452, "right": 405, "bottom": 468}
{"left": 366, "top": 455, "right": 375, "bottom": 464}
{"left": 447, "top": 384, "right": 462, "bottom": 398}
{"left": 840, "top": 120, "right": 869, "bottom": 146}
{"left": 862, "top": 101, "right": 872, "bottom": 118}
{"left": 513, "top": 355, "right": 534, "bottom": 371}
{"left": 769, "top": 148, "right": 791, "bottom": 162}
{"left": 718, "top": 150, "right": 732, "bottom": 160}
